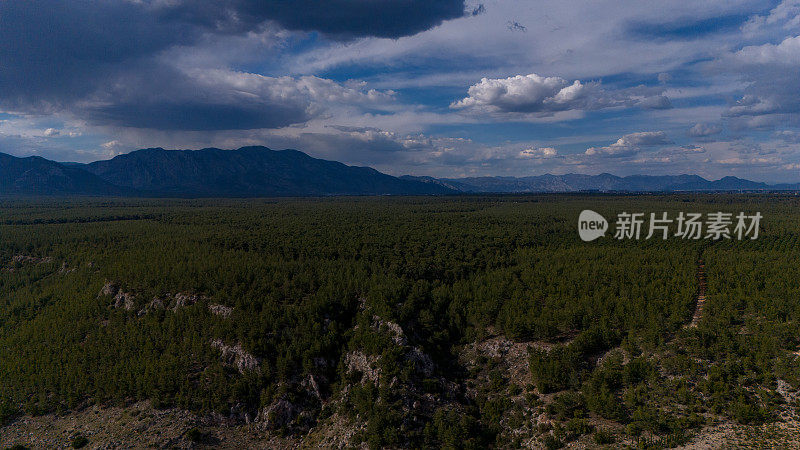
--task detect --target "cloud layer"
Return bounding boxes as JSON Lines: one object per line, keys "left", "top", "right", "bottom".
{"left": 3, "top": 0, "right": 800, "bottom": 182}
{"left": 0, "top": 0, "right": 454, "bottom": 131}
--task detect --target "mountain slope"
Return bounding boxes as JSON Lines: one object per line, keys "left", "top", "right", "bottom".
{"left": 82, "top": 146, "right": 454, "bottom": 196}
{"left": 0, "top": 153, "right": 127, "bottom": 196}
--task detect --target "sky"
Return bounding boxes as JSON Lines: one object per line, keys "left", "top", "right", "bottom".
{"left": 2, "top": 0, "right": 800, "bottom": 182}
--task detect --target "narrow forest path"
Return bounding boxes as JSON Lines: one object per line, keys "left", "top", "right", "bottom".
{"left": 688, "top": 259, "right": 706, "bottom": 328}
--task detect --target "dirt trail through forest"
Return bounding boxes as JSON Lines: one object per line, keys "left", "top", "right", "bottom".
{"left": 688, "top": 259, "right": 706, "bottom": 328}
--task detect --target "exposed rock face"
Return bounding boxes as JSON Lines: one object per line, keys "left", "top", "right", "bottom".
{"left": 228, "top": 402, "right": 252, "bottom": 424}
{"left": 209, "top": 304, "right": 233, "bottom": 318}
{"left": 346, "top": 316, "right": 438, "bottom": 385}
{"left": 776, "top": 379, "right": 798, "bottom": 404}
{"left": 257, "top": 398, "right": 299, "bottom": 430}
{"left": 344, "top": 351, "right": 381, "bottom": 384}
{"left": 100, "top": 286, "right": 214, "bottom": 316}
{"left": 250, "top": 375, "right": 326, "bottom": 433}
{"left": 99, "top": 281, "right": 119, "bottom": 297}
{"left": 303, "top": 411, "right": 366, "bottom": 448}
{"left": 458, "top": 333, "right": 544, "bottom": 444}
{"left": 149, "top": 297, "right": 165, "bottom": 310}
{"left": 302, "top": 374, "right": 322, "bottom": 400}
{"left": 373, "top": 315, "right": 407, "bottom": 345}
{"left": 137, "top": 296, "right": 166, "bottom": 317}
{"left": 140, "top": 292, "right": 205, "bottom": 312}
{"left": 465, "top": 334, "right": 534, "bottom": 388}
{"left": 210, "top": 339, "right": 261, "bottom": 374}
{"left": 12, "top": 255, "right": 54, "bottom": 264}
{"left": 407, "top": 347, "right": 434, "bottom": 377}
{"left": 172, "top": 292, "right": 202, "bottom": 310}
{"left": 99, "top": 281, "right": 135, "bottom": 311}
{"left": 114, "top": 291, "right": 135, "bottom": 311}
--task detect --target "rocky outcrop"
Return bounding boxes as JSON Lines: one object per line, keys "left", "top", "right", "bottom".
{"left": 407, "top": 347, "right": 434, "bottom": 378}
{"left": 227, "top": 402, "right": 253, "bottom": 424}
{"left": 457, "top": 333, "right": 551, "bottom": 445}
{"left": 302, "top": 374, "right": 322, "bottom": 401}
{"left": 12, "top": 255, "right": 54, "bottom": 264}
{"left": 99, "top": 281, "right": 136, "bottom": 311}
{"left": 345, "top": 351, "right": 381, "bottom": 384}
{"left": 209, "top": 304, "right": 233, "bottom": 318}
{"left": 462, "top": 334, "right": 534, "bottom": 390}
{"left": 210, "top": 339, "right": 261, "bottom": 374}
{"left": 101, "top": 286, "right": 223, "bottom": 317}
{"left": 137, "top": 296, "right": 166, "bottom": 317}
{"left": 257, "top": 398, "right": 300, "bottom": 430}
{"left": 346, "top": 316, "right": 437, "bottom": 383}
{"left": 149, "top": 297, "right": 165, "bottom": 310}
{"left": 99, "top": 281, "right": 118, "bottom": 297}
{"left": 114, "top": 291, "right": 135, "bottom": 310}
{"left": 375, "top": 316, "right": 407, "bottom": 346}
{"left": 251, "top": 374, "right": 327, "bottom": 432}
{"left": 172, "top": 292, "right": 202, "bottom": 310}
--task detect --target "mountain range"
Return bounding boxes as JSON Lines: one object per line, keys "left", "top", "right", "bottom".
{"left": 1, "top": 147, "right": 452, "bottom": 197}
{"left": 403, "top": 173, "right": 800, "bottom": 193}
{"left": 1, "top": 147, "right": 798, "bottom": 196}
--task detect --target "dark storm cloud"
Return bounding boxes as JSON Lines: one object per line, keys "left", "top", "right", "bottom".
{"left": 69, "top": 64, "right": 315, "bottom": 131}
{"left": 171, "top": 0, "right": 468, "bottom": 39}
{"left": 0, "top": 0, "right": 197, "bottom": 109}
{"left": 0, "top": 0, "right": 463, "bottom": 131}
{"left": 84, "top": 100, "right": 310, "bottom": 131}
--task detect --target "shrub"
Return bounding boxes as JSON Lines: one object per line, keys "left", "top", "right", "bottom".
{"left": 542, "top": 433, "right": 563, "bottom": 450}
{"left": 186, "top": 427, "right": 204, "bottom": 442}
{"left": 593, "top": 428, "right": 616, "bottom": 444}
{"left": 71, "top": 435, "right": 89, "bottom": 449}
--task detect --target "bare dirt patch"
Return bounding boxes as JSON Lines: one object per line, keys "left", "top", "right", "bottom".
{"left": 688, "top": 259, "right": 706, "bottom": 328}
{"left": 0, "top": 401, "right": 298, "bottom": 449}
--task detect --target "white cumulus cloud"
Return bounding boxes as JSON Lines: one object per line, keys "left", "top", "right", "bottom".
{"left": 519, "top": 147, "right": 558, "bottom": 158}
{"left": 451, "top": 72, "right": 671, "bottom": 118}
{"left": 732, "top": 35, "right": 800, "bottom": 66}
{"left": 451, "top": 74, "right": 593, "bottom": 113}
{"left": 688, "top": 123, "right": 722, "bottom": 137}
{"left": 585, "top": 131, "right": 672, "bottom": 157}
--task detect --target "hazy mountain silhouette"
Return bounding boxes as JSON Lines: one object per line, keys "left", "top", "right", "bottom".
{"left": 77, "top": 146, "right": 459, "bottom": 196}
{"left": 0, "top": 152, "right": 128, "bottom": 196}
{"left": 1, "top": 148, "right": 798, "bottom": 196}
{"left": 402, "top": 173, "right": 786, "bottom": 193}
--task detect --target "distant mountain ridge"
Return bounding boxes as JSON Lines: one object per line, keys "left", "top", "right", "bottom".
{"left": 403, "top": 173, "right": 799, "bottom": 193}
{"left": 0, "top": 147, "right": 453, "bottom": 197}
{"left": 0, "top": 147, "right": 798, "bottom": 196}
{"left": 80, "top": 146, "right": 453, "bottom": 196}
{"left": 0, "top": 152, "right": 128, "bottom": 196}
